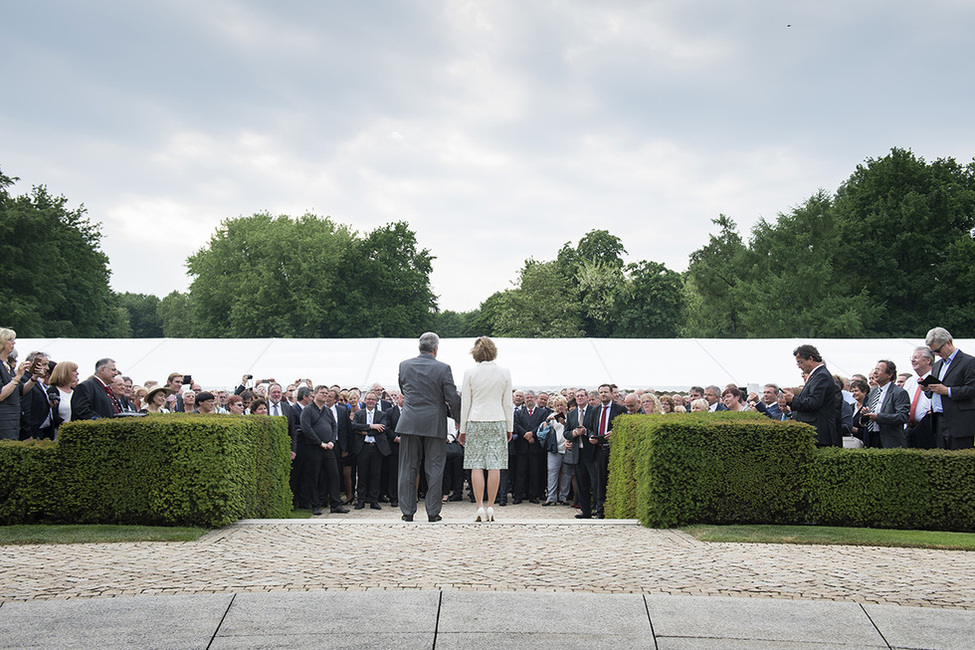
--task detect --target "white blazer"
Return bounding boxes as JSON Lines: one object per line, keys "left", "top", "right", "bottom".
{"left": 459, "top": 361, "right": 514, "bottom": 434}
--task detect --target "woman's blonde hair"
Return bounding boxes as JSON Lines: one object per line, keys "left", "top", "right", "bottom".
{"left": 0, "top": 327, "right": 16, "bottom": 351}
{"left": 640, "top": 393, "right": 662, "bottom": 414}
{"left": 471, "top": 336, "right": 498, "bottom": 363}
{"left": 49, "top": 361, "right": 79, "bottom": 388}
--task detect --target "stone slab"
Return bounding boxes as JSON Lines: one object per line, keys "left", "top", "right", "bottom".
{"left": 645, "top": 594, "right": 886, "bottom": 647}
{"left": 864, "top": 602, "right": 975, "bottom": 650}
{"left": 0, "top": 593, "right": 231, "bottom": 650}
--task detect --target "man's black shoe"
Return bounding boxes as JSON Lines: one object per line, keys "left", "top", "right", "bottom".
{"left": 354, "top": 503, "right": 365, "bottom": 510}
{"left": 370, "top": 503, "right": 381, "bottom": 510}
{"left": 528, "top": 498, "right": 539, "bottom": 504}
{"left": 402, "top": 514, "right": 413, "bottom": 521}
{"left": 542, "top": 501, "right": 553, "bottom": 506}
{"left": 497, "top": 499, "right": 507, "bottom": 506}
{"left": 312, "top": 507, "right": 323, "bottom": 516}
{"left": 447, "top": 493, "right": 463, "bottom": 502}
{"left": 575, "top": 513, "right": 591, "bottom": 519}
{"left": 512, "top": 498, "right": 523, "bottom": 505}
{"left": 379, "top": 495, "right": 390, "bottom": 503}
{"left": 428, "top": 515, "right": 442, "bottom": 522}
{"left": 391, "top": 500, "right": 399, "bottom": 507}
{"left": 596, "top": 513, "right": 605, "bottom": 519}
{"left": 331, "top": 506, "right": 350, "bottom": 514}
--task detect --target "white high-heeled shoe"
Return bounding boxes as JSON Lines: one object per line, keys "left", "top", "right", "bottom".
{"left": 474, "top": 507, "right": 486, "bottom": 522}
{"left": 486, "top": 507, "right": 495, "bottom": 522}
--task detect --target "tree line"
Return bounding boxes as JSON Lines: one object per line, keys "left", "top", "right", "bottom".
{"left": 2, "top": 147, "right": 973, "bottom": 340}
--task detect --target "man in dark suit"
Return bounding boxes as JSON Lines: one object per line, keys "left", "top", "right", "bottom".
{"left": 925, "top": 327, "right": 975, "bottom": 450}
{"left": 325, "top": 389, "right": 356, "bottom": 505}
{"left": 755, "top": 384, "right": 785, "bottom": 420}
{"left": 585, "top": 383, "right": 627, "bottom": 519}
{"left": 289, "top": 386, "right": 314, "bottom": 508}
{"left": 164, "top": 372, "right": 186, "bottom": 413}
{"left": 299, "top": 385, "right": 349, "bottom": 516}
{"left": 565, "top": 388, "right": 595, "bottom": 517}
{"left": 71, "top": 358, "right": 121, "bottom": 421}
{"left": 267, "top": 382, "right": 296, "bottom": 446}
{"left": 20, "top": 352, "right": 55, "bottom": 440}
{"left": 783, "top": 344, "right": 843, "bottom": 447}
{"left": 395, "top": 332, "right": 461, "bottom": 522}
{"left": 512, "top": 391, "right": 551, "bottom": 504}
{"left": 384, "top": 391, "right": 403, "bottom": 507}
{"left": 859, "top": 360, "right": 910, "bottom": 448}
{"left": 705, "top": 385, "right": 729, "bottom": 412}
{"left": 904, "top": 347, "right": 936, "bottom": 448}
{"left": 351, "top": 391, "right": 391, "bottom": 510}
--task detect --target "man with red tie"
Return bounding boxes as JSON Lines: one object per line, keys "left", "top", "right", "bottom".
{"left": 582, "top": 383, "right": 626, "bottom": 519}
{"left": 71, "top": 358, "right": 121, "bottom": 420}
{"left": 903, "top": 347, "right": 936, "bottom": 448}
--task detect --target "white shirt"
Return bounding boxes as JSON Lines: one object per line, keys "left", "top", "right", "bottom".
{"left": 364, "top": 408, "right": 376, "bottom": 444}
{"left": 903, "top": 372, "right": 933, "bottom": 422}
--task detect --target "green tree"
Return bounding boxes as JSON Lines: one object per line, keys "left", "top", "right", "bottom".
{"left": 0, "top": 170, "right": 123, "bottom": 336}
{"left": 116, "top": 292, "right": 164, "bottom": 337}
{"left": 492, "top": 260, "right": 584, "bottom": 337}
{"left": 185, "top": 213, "right": 436, "bottom": 337}
{"left": 186, "top": 212, "right": 355, "bottom": 337}
{"left": 612, "top": 260, "right": 685, "bottom": 337}
{"left": 832, "top": 148, "right": 975, "bottom": 336}
{"left": 158, "top": 291, "right": 201, "bottom": 337}
{"left": 576, "top": 260, "right": 624, "bottom": 337}
{"left": 331, "top": 222, "right": 435, "bottom": 337}
{"left": 684, "top": 215, "right": 748, "bottom": 337}
{"left": 735, "top": 192, "right": 881, "bottom": 337}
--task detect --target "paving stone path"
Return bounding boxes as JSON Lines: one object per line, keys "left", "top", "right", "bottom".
{"left": 2, "top": 501, "right": 973, "bottom": 609}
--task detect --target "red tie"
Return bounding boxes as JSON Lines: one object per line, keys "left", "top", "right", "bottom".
{"left": 103, "top": 384, "right": 121, "bottom": 414}
{"left": 529, "top": 408, "right": 533, "bottom": 418}
{"left": 909, "top": 385, "right": 922, "bottom": 426}
{"left": 599, "top": 405, "right": 609, "bottom": 436}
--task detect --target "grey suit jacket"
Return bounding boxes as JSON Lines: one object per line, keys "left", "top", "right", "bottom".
{"left": 861, "top": 383, "right": 910, "bottom": 448}
{"left": 395, "top": 352, "right": 461, "bottom": 439}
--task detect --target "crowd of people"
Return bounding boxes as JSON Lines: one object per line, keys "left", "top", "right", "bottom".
{"left": 2, "top": 325, "right": 972, "bottom": 521}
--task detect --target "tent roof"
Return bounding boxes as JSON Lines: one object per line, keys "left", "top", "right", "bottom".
{"left": 18, "top": 337, "right": 960, "bottom": 393}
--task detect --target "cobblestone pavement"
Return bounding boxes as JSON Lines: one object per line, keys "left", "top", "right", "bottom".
{"left": 2, "top": 501, "right": 974, "bottom": 609}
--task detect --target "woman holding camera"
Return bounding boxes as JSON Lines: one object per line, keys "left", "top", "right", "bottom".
{"left": 1, "top": 328, "right": 38, "bottom": 440}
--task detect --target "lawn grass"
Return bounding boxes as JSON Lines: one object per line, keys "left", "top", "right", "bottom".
{"left": 682, "top": 524, "right": 975, "bottom": 551}
{"left": 0, "top": 524, "right": 209, "bottom": 546}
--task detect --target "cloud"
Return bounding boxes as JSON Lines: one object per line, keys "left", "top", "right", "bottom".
{"left": 2, "top": 0, "right": 974, "bottom": 313}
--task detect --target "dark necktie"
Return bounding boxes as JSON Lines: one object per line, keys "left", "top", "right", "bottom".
{"left": 868, "top": 389, "right": 881, "bottom": 433}
{"left": 104, "top": 384, "right": 122, "bottom": 414}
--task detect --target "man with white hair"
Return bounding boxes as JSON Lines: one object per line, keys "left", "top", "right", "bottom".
{"left": 395, "top": 332, "right": 461, "bottom": 522}
{"left": 925, "top": 327, "right": 975, "bottom": 450}
{"left": 903, "top": 346, "right": 936, "bottom": 448}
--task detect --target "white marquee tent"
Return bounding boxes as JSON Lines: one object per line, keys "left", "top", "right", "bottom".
{"left": 18, "top": 337, "right": 963, "bottom": 393}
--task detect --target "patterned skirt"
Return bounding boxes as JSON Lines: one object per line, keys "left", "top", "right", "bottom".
{"left": 463, "top": 420, "right": 508, "bottom": 470}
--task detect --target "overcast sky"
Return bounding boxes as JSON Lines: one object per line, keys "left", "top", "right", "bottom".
{"left": 4, "top": 1, "right": 974, "bottom": 313}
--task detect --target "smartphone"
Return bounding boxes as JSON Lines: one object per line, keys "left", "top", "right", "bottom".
{"left": 183, "top": 375, "right": 193, "bottom": 385}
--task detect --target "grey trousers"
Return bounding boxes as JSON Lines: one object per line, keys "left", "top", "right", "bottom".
{"left": 398, "top": 433, "right": 447, "bottom": 518}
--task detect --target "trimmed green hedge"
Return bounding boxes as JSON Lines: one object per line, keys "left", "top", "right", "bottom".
{"left": 607, "top": 414, "right": 975, "bottom": 532}
{"left": 0, "top": 414, "right": 292, "bottom": 528}
{"left": 808, "top": 447, "right": 975, "bottom": 532}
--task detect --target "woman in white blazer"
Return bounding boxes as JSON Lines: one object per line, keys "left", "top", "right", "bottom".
{"left": 458, "top": 337, "right": 514, "bottom": 522}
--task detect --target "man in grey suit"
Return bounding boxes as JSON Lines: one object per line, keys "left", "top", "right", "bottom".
{"left": 396, "top": 332, "right": 461, "bottom": 522}
{"left": 859, "top": 359, "right": 910, "bottom": 448}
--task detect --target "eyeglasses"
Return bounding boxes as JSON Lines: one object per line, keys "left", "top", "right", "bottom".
{"left": 931, "top": 342, "right": 947, "bottom": 354}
